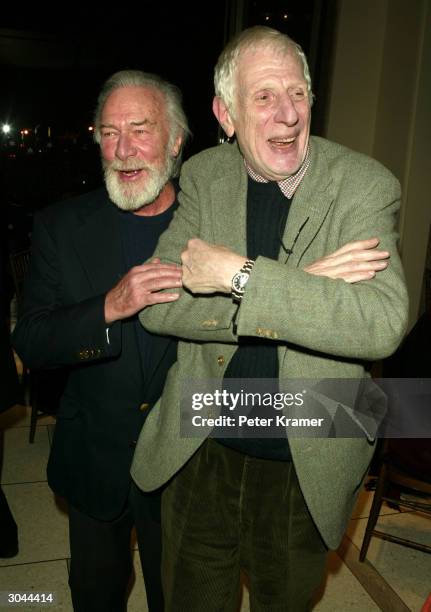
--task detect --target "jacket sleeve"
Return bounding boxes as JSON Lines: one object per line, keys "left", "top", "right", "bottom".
{"left": 139, "top": 160, "right": 239, "bottom": 343}
{"left": 12, "top": 212, "right": 122, "bottom": 369}
{"left": 141, "top": 157, "right": 408, "bottom": 361}
{"left": 236, "top": 172, "right": 408, "bottom": 360}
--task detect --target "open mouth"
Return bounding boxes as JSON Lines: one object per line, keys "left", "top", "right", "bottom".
{"left": 120, "top": 169, "right": 142, "bottom": 176}
{"left": 117, "top": 168, "right": 145, "bottom": 181}
{"left": 268, "top": 137, "right": 296, "bottom": 148}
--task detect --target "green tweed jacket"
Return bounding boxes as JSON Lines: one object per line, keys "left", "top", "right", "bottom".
{"left": 131, "top": 136, "right": 408, "bottom": 549}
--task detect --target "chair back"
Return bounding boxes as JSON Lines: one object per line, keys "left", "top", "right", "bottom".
{"left": 9, "top": 249, "right": 31, "bottom": 307}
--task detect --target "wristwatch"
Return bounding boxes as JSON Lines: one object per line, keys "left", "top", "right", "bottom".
{"left": 231, "top": 259, "right": 255, "bottom": 302}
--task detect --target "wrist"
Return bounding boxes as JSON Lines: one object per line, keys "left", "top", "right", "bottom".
{"left": 218, "top": 255, "right": 248, "bottom": 293}
{"left": 104, "top": 294, "right": 117, "bottom": 325}
{"left": 231, "top": 259, "right": 255, "bottom": 302}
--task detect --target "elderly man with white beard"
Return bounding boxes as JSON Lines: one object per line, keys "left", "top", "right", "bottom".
{"left": 12, "top": 70, "right": 189, "bottom": 612}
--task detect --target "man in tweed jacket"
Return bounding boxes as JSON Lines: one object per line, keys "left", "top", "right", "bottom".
{"left": 132, "top": 27, "right": 408, "bottom": 610}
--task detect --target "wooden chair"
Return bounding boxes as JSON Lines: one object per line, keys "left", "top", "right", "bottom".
{"left": 9, "top": 249, "right": 31, "bottom": 295}
{"left": 9, "top": 249, "right": 38, "bottom": 443}
{"left": 9, "top": 250, "right": 66, "bottom": 443}
{"left": 360, "top": 439, "right": 431, "bottom": 560}
{"left": 360, "top": 310, "right": 431, "bottom": 560}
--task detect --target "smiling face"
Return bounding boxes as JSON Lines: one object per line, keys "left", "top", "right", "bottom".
{"left": 99, "top": 85, "right": 181, "bottom": 211}
{"left": 214, "top": 45, "right": 311, "bottom": 181}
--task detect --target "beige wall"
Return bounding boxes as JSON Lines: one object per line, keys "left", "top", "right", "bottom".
{"left": 325, "top": 0, "right": 431, "bottom": 328}
{"left": 325, "top": 0, "right": 388, "bottom": 155}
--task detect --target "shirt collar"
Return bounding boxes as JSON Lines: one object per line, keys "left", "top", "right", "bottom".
{"left": 245, "top": 143, "right": 311, "bottom": 199}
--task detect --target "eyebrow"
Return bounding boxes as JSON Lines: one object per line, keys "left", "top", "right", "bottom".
{"left": 99, "top": 119, "right": 156, "bottom": 130}
{"left": 252, "top": 80, "right": 307, "bottom": 90}
{"left": 130, "top": 120, "right": 156, "bottom": 127}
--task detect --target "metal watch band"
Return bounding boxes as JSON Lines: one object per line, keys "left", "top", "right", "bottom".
{"left": 231, "top": 259, "right": 255, "bottom": 302}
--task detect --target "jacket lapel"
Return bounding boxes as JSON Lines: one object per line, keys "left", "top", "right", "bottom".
{"left": 278, "top": 138, "right": 334, "bottom": 266}
{"left": 209, "top": 140, "right": 334, "bottom": 264}
{"left": 74, "top": 190, "right": 124, "bottom": 294}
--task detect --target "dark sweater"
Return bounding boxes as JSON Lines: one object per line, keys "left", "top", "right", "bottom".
{"left": 218, "top": 178, "right": 293, "bottom": 460}
{"left": 119, "top": 202, "right": 177, "bottom": 379}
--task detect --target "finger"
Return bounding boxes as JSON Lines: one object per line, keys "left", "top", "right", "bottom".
{"left": 180, "top": 254, "right": 192, "bottom": 273}
{"left": 340, "top": 270, "right": 376, "bottom": 283}
{"left": 150, "top": 257, "right": 161, "bottom": 264}
{"left": 333, "top": 259, "right": 389, "bottom": 273}
{"left": 132, "top": 262, "right": 181, "bottom": 274}
{"left": 306, "top": 260, "right": 388, "bottom": 278}
{"left": 349, "top": 249, "right": 389, "bottom": 261}
{"left": 341, "top": 248, "right": 389, "bottom": 261}
{"left": 123, "top": 273, "right": 181, "bottom": 298}
{"left": 187, "top": 237, "right": 207, "bottom": 249}
{"left": 181, "top": 248, "right": 190, "bottom": 264}
{"left": 318, "top": 249, "right": 390, "bottom": 268}
{"left": 144, "top": 277, "right": 183, "bottom": 293}
{"left": 328, "top": 238, "right": 381, "bottom": 257}
{"left": 145, "top": 292, "right": 180, "bottom": 305}
{"left": 147, "top": 262, "right": 182, "bottom": 272}
{"left": 140, "top": 267, "right": 183, "bottom": 283}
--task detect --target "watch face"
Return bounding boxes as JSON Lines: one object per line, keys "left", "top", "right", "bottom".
{"left": 232, "top": 272, "right": 249, "bottom": 292}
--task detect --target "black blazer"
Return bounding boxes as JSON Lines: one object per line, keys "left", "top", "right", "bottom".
{"left": 12, "top": 188, "right": 177, "bottom": 520}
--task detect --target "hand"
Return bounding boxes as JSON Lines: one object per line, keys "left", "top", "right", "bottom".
{"left": 104, "top": 259, "right": 182, "bottom": 324}
{"left": 303, "top": 238, "right": 390, "bottom": 283}
{"left": 181, "top": 238, "right": 247, "bottom": 294}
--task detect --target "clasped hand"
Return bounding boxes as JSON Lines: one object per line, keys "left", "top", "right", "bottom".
{"left": 303, "top": 238, "right": 389, "bottom": 282}
{"left": 181, "top": 238, "right": 247, "bottom": 294}
{"left": 104, "top": 259, "right": 182, "bottom": 324}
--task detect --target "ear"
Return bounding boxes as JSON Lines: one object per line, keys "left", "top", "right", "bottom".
{"left": 212, "top": 96, "right": 235, "bottom": 138}
{"left": 171, "top": 134, "right": 183, "bottom": 157}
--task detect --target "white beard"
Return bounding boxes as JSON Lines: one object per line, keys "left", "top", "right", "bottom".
{"left": 103, "top": 155, "right": 175, "bottom": 212}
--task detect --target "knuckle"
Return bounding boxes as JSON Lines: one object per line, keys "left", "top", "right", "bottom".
{"left": 129, "top": 276, "right": 139, "bottom": 289}
{"left": 188, "top": 237, "right": 202, "bottom": 250}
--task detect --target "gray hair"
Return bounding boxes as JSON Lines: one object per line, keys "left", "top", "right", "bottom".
{"left": 214, "top": 26, "right": 313, "bottom": 117}
{"left": 94, "top": 70, "right": 190, "bottom": 176}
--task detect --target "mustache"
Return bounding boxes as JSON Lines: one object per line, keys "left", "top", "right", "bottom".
{"left": 102, "top": 158, "right": 154, "bottom": 172}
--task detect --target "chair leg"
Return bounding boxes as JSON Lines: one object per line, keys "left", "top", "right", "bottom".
{"left": 29, "top": 404, "right": 38, "bottom": 444}
{"left": 21, "top": 366, "right": 31, "bottom": 406}
{"left": 359, "top": 462, "right": 388, "bottom": 561}
{"left": 28, "top": 373, "right": 38, "bottom": 444}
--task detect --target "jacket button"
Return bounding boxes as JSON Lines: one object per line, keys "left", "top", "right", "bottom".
{"left": 129, "top": 440, "right": 137, "bottom": 448}
{"left": 217, "top": 355, "right": 225, "bottom": 366}
{"left": 139, "top": 403, "right": 150, "bottom": 412}
{"left": 202, "top": 319, "right": 218, "bottom": 327}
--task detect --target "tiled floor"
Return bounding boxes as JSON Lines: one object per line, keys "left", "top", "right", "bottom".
{"left": 1, "top": 404, "right": 430, "bottom": 611}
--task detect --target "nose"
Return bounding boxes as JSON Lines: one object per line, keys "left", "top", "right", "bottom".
{"left": 274, "top": 93, "right": 299, "bottom": 126}
{"left": 115, "top": 133, "right": 137, "bottom": 161}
